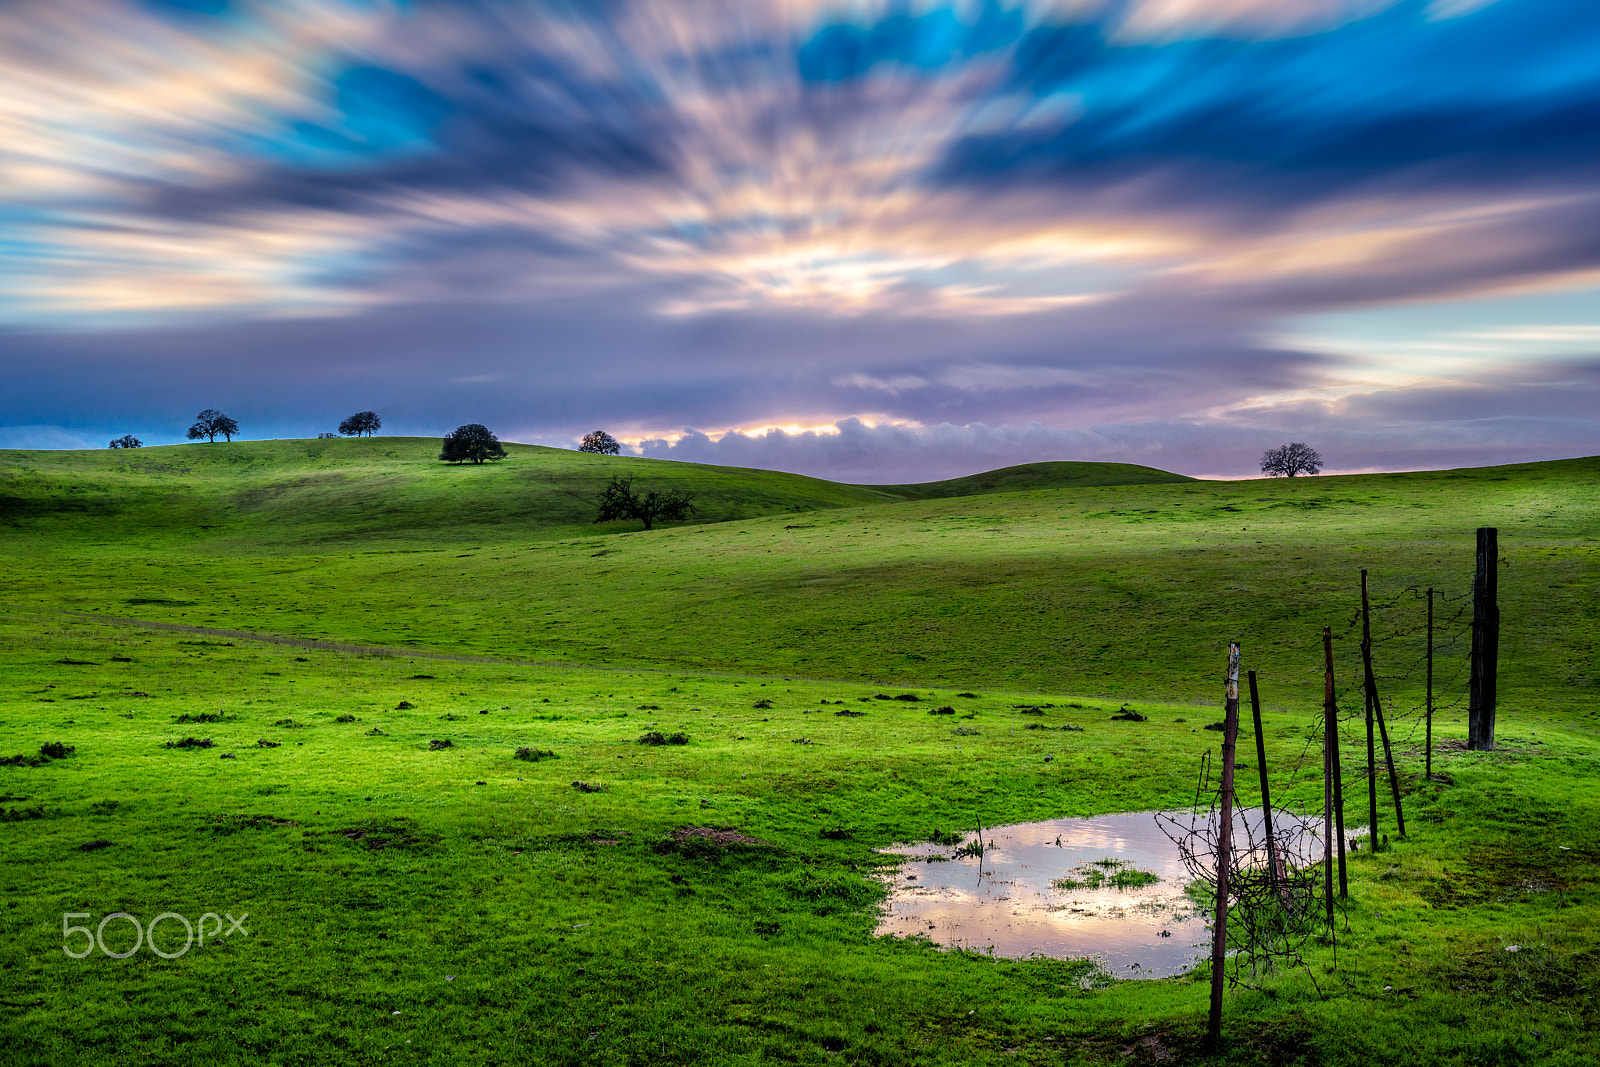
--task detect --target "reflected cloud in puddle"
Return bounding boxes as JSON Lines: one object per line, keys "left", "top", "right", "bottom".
{"left": 876, "top": 809, "right": 1326, "bottom": 979}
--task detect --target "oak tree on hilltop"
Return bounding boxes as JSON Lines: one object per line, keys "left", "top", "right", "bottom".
{"left": 1260, "top": 442, "right": 1323, "bottom": 477}
{"left": 339, "top": 411, "right": 382, "bottom": 437}
{"left": 579, "top": 430, "right": 621, "bottom": 455}
{"left": 440, "top": 423, "right": 507, "bottom": 464}
{"left": 186, "top": 409, "right": 239, "bottom": 443}
{"left": 108, "top": 434, "right": 143, "bottom": 449}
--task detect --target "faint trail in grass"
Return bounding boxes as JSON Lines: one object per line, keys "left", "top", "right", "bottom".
{"left": 61, "top": 611, "right": 573, "bottom": 668}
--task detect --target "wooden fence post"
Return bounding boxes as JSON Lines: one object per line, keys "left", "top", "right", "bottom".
{"left": 1247, "top": 671, "right": 1279, "bottom": 896}
{"left": 1323, "top": 626, "right": 1348, "bottom": 899}
{"left": 1322, "top": 638, "right": 1334, "bottom": 924}
{"left": 1360, "top": 571, "right": 1380, "bottom": 849}
{"left": 1426, "top": 587, "right": 1434, "bottom": 780}
{"left": 1208, "top": 643, "right": 1241, "bottom": 1047}
{"left": 1468, "top": 528, "right": 1499, "bottom": 751}
{"left": 1360, "top": 571, "right": 1407, "bottom": 839}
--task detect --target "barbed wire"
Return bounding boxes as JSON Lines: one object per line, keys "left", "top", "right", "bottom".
{"left": 1158, "top": 775, "right": 1335, "bottom": 991}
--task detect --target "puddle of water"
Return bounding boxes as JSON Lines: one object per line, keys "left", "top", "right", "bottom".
{"left": 876, "top": 809, "right": 1334, "bottom": 979}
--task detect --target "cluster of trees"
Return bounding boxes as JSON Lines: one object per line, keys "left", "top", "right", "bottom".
{"left": 339, "top": 411, "right": 381, "bottom": 437}
{"left": 186, "top": 409, "right": 239, "bottom": 443}
{"left": 111, "top": 409, "right": 387, "bottom": 448}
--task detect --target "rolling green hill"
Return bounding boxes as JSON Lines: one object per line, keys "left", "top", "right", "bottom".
{"left": 868, "top": 460, "right": 1192, "bottom": 498}
{"left": 2, "top": 441, "right": 1595, "bottom": 719}
{"left": 0, "top": 438, "right": 1186, "bottom": 550}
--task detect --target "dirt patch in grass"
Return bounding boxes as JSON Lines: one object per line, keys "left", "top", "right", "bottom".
{"left": 2, "top": 742, "right": 74, "bottom": 767}
{"left": 339, "top": 819, "right": 441, "bottom": 852}
{"left": 662, "top": 826, "right": 771, "bottom": 849}
{"left": 638, "top": 731, "right": 688, "bottom": 746}
{"left": 1420, "top": 841, "right": 1582, "bottom": 908}
{"left": 1, "top": 805, "right": 49, "bottom": 822}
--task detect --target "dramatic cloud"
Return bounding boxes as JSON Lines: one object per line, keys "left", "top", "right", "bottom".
{"left": 2, "top": 0, "right": 1597, "bottom": 478}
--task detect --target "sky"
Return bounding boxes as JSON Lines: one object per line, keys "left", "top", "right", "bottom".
{"left": 2, "top": 0, "right": 1598, "bottom": 482}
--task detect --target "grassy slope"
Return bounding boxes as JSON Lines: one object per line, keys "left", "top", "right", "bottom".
{"left": 4, "top": 445, "right": 1594, "bottom": 717}
{"left": 0, "top": 437, "right": 903, "bottom": 549}
{"left": 2, "top": 443, "right": 1599, "bottom": 1064}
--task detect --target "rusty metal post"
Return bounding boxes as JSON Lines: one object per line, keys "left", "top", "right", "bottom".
{"left": 1247, "top": 671, "right": 1279, "bottom": 895}
{"left": 1208, "top": 642, "right": 1241, "bottom": 1047}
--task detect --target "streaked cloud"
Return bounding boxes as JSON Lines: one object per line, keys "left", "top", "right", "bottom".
{"left": 1, "top": 0, "right": 1597, "bottom": 479}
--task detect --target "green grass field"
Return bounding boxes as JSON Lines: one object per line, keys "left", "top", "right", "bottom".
{"left": 2, "top": 440, "right": 1597, "bottom": 1064}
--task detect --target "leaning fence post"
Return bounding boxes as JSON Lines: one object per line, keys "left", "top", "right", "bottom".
{"left": 1360, "top": 571, "right": 1407, "bottom": 839}
{"left": 1426, "top": 587, "right": 1435, "bottom": 780}
{"left": 1208, "top": 642, "right": 1241, "bottom": 1047}
{"left": 1360, "top": 571, "right": 1381, "bottom": 849}
{"left": 1323, "top": 626, "right": 1348, "bottom": 900}
{"left": 1247, "top": 671, "right": 1279, "bottom": 896}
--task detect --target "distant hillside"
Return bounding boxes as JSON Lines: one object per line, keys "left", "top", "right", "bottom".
{"left": 0, "top": 442, "right": 1188, "bottom": 550}
{"left": 0, "top": 437, "right": 898, "bottom": 548}
{"left": 866, "top": 461, "right": 1192, "bottom": 499}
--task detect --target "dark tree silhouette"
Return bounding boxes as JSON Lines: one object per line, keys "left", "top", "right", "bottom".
{"left": 440, "top": 423, "right": 507, "bottom": 464}
{"left": 108, "top": 434, "right": 143, "bottom": 449}
{"left": 186, "top": 409, "right": 239, "bottom": 442}
{"left": 594, "top": 476, "right": 696, "bottom": 531}
{"left": 316, "top": 432, "right": 339, "bottom": 439}
{"left": 1260, "top": 442, "right": 1323, "bottom": 477}
{"left": 578, "top": 430, "right": 621, "bottom": 455}
{"left": 339, "top": 411, "right": 381, "bottom": 437}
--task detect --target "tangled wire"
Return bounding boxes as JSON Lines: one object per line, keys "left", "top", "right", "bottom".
{"left": 1155, "top": 796, "right": 1330, "bottom": 989}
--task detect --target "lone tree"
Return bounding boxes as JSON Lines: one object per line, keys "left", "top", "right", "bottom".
{"left": 578, "top": 430, "right": 621, "bottom": 455}
{"left": 186, "top": 409, "right": 239, "bottom": 443}
{"left": 108, "top": 434, "right": 142, "bottom": 449}
{"left": 1260, "top": 442, "right": 1323, "bottom": 477}
{"left": 440, "top": 423, "right": 507, "bottom": 464}
{"left": 339, "top": 411, "right": 381, "bottom": 437}
{"left": 594, "top": 475, "right": 696, "bottom": 531}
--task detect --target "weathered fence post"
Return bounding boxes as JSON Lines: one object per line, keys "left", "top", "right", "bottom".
{"left": 1426, "top": 587, "right": 1434, "bottom": 780}
{"left": 1323, "top": 626, "right": 1347, "bottom": 900}
{"left": 1468, "top": 528, "right": 1499, "bottom": 751}
{"left": 1322, "top": 650, "right": 1334, "bottom": 924}
{"left": 1360, "top": 571, "right": 1380, "bottom": 849}
{"left": 1248, "top": 670, "right": 1279, "bottom": 896}
{"left": 1208, "top": 643, "right": 1241, "bottom": 1047}
{"left": 1360, "top": 571, "right": 1407, "bottom": 839}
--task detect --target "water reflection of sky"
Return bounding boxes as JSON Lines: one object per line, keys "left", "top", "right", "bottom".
{"left": 876, "top": 809, "right": 1324, "bottom": 979}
